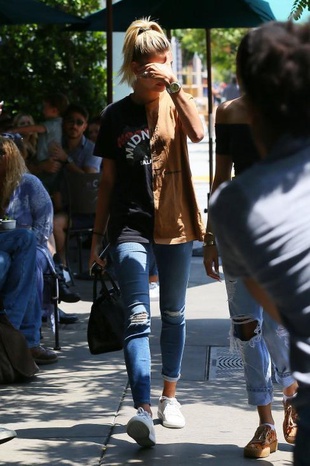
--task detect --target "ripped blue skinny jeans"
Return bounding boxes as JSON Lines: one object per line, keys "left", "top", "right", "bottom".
{"left": 225, "top": 273, "right": 295, "bottom": 406}
{"left": 111, "top": 241, "right": 192, "bottom": 407}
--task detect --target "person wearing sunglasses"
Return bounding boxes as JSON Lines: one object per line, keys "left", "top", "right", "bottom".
{"left": 48, "top": 103, "right": 101, "bottom": 175}
{"left": 50, "top": 103, "right": 101, "bottom": 273}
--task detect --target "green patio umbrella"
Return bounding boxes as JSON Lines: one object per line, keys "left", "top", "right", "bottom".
{"left": 73, "top": 0, "right": 276, "bottom": 187}
{"left": 79, "top": 0, "right": 275, "bottom": 31}
{"left": 0, "top": 0, "right": 85, "bottom": 25}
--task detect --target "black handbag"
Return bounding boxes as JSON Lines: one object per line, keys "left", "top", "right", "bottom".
{"left": 87, "top": 270, "right": 125, "bottom": 355}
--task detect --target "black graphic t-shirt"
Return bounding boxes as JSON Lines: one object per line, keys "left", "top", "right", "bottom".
{"left": 94, "top": 96, "right": 154, "bottom": 244}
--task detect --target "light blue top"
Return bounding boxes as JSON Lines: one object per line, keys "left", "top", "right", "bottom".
{"left": 67, "top": 135, "right": 101, "bottom": 171}
{"left": 36, "top": 117, "right": 63, "bottom": 162}
{"left": 5, "top": 173, "right": 54, "bottom": 269}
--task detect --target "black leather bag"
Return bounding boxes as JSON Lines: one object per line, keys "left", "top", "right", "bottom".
{"left": 87, "top": 271, "right": 125, "bottom": 355}
{"left": 0, "top": 314, "right": 39, "bottom": 384}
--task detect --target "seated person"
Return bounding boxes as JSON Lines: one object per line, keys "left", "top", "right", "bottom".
{"left": 9, "top": 92, "right": 69, "bottom": 196}
{"left": 12, "top": 113, "right": 38, "bottom": 163}
{"left": 87, "top": 116, "right": 101, "bottom": 144}
{"left": 0, "top": 228, "right": 57, "bottom": 364}
{"left": 0, "top": 131, "right": 80, "bottom": 306}
{"left": 49, "top": 103, "right": 101, "bottom": 175}
{"left": 0, "top": 135, "right": 77, "bottom": 331}
{"left": 50, "top": 103, "right": 101, "bottom": 269}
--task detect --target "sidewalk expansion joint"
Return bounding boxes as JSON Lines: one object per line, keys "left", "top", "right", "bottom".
{"left": 99, "top": 379, "right": 130, "bottom": 465}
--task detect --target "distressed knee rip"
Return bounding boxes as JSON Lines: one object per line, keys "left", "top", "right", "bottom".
{"left": 162, "top": 309, "right": 182, "bottom": 319}
{"left": 129, "top": 311, "right": 148, "bottom": 326}
{"left": 229, "top": 317, "right": 262, "bottom": 352}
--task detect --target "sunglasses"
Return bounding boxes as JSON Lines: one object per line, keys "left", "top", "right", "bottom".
{"left": 1, "top": 132, "right": 23, "bottom": 142}
{"left": 65, "top": 118, "right": 85, "bottom": 126}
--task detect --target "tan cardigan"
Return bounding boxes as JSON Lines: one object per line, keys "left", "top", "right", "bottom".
{"left": 146, "top": 92, "right": 205, "bottom": 244}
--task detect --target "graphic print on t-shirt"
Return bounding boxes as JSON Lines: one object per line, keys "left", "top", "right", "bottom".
{"left": 117, "top": 125, "right": 151, "bottom": 167}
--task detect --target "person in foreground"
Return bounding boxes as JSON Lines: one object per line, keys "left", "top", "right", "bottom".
{"left": 90, "top": 17, "right": 205, "bottom": 447}
{"left": 209, "top": 21, "right": 310, "bottom": 466}
{"left": 204, "top": 94, "right": 298, "bottom": 457}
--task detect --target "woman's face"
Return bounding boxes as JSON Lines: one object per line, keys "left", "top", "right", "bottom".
{"left": 133, "top": 51, "right": 173, "bottom": 93}
{"left": 88, "top": 122, "right": 100, "bottom": 143}
{"left": 17, "top": 115, "right": 33, "bottom": 126}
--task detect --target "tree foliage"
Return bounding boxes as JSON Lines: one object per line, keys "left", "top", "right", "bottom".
{"left": 174, "top": 28, "right": 248, "bottom": 83}
{"left": 290, "top": 0, "right": 309, "bottom": 20}
{"left": 0, "top": 0, "right": 106, "bottom": 122}
{"left": 171, "top": 1, "right": 307, "bottom": 81}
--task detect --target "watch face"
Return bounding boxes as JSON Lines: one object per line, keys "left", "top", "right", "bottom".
{"left": 169, "top": 82, "right": 181, "bottom": 93}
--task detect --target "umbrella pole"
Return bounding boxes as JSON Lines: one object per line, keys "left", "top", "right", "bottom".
{"left": 106, "top": 0, "right": 113, "bottom": 104}
{"left": 205, "top": 28, "right": 214, "bottom": 196}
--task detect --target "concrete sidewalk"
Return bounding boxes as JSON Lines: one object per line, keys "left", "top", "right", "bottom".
{"left": 0, "top": 256, "right": 294, "bottom": 465}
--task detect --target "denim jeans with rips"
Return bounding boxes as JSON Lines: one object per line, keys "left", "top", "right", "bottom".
{"left": 111, "top": 241, "right": 193, "bottom": 407}
{"left": 225, "top": 273, "right": 295, "bottom": 406}
{"left": 0, "top": 229, "right": 41, "bottom": 348}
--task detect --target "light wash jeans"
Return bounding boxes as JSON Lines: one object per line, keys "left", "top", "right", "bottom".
{"left": 111, "top": 241, "right": 193, "bottom": 407}
{"left": 0, "top": 229, "right": 41, "bottom": 348}
{"left": 225, "top": 274, "right": 295, "bottom": 406}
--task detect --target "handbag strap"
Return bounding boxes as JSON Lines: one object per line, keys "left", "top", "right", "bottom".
{"left": 92, "top": 270, "right": 121, "bottom": 302}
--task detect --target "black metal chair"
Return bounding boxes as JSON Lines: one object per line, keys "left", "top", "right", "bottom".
{"left": 43, "top": 271, "right": 61, "bottom": 350}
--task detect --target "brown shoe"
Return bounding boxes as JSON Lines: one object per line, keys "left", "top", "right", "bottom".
{"left": 244, "top": 425, "right": 278, "bottom": 458}
{"left": 283, "top": 398, "right": 298, "bottom": 444}
{"left": 30, "top": 346, "right": 58, "bottom": 365}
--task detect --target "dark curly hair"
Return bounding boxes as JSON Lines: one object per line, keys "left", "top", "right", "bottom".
{"left": 236, "top": 21, "right": 310, "bottom": 137}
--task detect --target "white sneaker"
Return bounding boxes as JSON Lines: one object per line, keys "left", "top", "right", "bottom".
{"left": 157, "top": 396, "right": 185, "bottom": 428}
{"left": 149, "top": 282, "right": 159, "bottom": 301}
{"left": 126, "top": 407, "right": 156, "bottom": 447}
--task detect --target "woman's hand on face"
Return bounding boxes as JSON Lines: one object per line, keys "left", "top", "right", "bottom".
{"left": 140, "top": 63, "right": 173, "bottom": 86}
{"left": 138, "top": 52, "right": 175, "bottom": 87}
